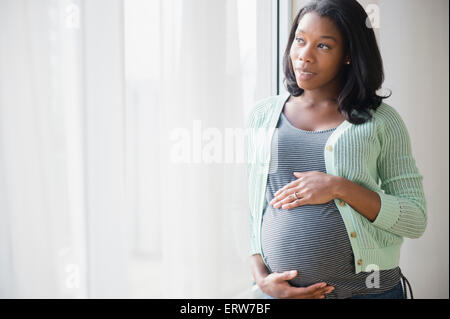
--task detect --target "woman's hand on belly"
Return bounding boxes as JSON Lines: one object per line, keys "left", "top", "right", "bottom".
{"left": 260, "top": 269, "right": 335, "bottom": 299}
{"left": 269, "top": 171, "right": 341, "bottom": 210}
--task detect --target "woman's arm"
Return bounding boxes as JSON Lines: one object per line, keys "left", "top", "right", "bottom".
{"left": 250, "top": 254, "right": 270, "bottom": 286}
{"left": 332, "top": 177, "right": 381, "bottom": 222}
{"left": 334, "top": 107, "right": 427, "bottom": 239}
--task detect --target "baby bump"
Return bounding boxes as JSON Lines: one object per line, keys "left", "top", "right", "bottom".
{"left": 261, "top": 202, "right": 355, "bottom": 287}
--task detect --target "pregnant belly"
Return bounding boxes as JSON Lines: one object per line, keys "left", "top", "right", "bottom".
{"left": 261, "top": 202, "right": 354, "bottom": 287}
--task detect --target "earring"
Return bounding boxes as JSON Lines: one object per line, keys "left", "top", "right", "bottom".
{"left": 345, "top": 60, "right": 351, "bottom": 65}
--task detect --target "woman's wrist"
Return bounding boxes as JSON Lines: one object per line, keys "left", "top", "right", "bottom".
{"left": 251, "top": 254, "right": 270, "bottom": 288}
{"left": 329, "top": 175, "right": 381, "bottom": 222}
{"left": 330, "top": 176, "right": 347, "bottom": 199}
{"left": 255, "top": 272, "right": 269, "bottom": 288}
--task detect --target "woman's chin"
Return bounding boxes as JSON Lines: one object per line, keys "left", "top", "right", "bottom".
{"left": 296, "top": 79, "right": 316, "bottom": 90}
{"left": 297, "top": 82, "right": 314, "bottom": 90}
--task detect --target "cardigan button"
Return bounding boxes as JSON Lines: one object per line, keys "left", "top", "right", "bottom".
{"left": 351, "top": 232, "right": 357, "bottom": 238}
{"left": 326, "top": 145, "right": 333, "bottom": 151}
{"left": 338, "top": 200, "right": 346, "bottom": 207}
{"left": 357, "top": 259, "right": 363, "bottom": 266}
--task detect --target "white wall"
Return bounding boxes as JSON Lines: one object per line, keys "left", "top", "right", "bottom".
{"left": 378, "top": 0, "right": 449, "bottom": 299}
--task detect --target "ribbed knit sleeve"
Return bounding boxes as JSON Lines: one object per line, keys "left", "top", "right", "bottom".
{"left": 247, "top": 110, "right": 259, "bottom": 256}
{"left": 372, "top": 106, "right": 427, "bottom": 239}
{"left": 246, "top": 97, "right": 271, "bottom": 256}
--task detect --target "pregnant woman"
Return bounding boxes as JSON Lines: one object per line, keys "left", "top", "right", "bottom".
{"left": 247, "top": 0, "right": 427, "bottom": 299}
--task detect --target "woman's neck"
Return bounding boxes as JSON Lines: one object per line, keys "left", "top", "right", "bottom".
{"left": 291, "top": 76, "right": 343, "bottom": 109}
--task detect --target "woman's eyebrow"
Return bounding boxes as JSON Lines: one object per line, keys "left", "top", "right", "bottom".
{"left": 295, "top": 29, "right": 337, "bottom": 42}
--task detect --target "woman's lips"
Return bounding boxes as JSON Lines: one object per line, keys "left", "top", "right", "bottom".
{"left": 297, "top": 70, "right": 316, "bottom": 81}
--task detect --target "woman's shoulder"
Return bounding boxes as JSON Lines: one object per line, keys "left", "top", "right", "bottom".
{"left": 371, "top": 102, "right": 410, "bottom": 137}
{"left": 372, "top": 102, "right": 403, "bottom": 120}
{"left": 246, "top": 94, "right": 281, "bottom": 127}
{"left": 251, "top": 94, "right": 279, "bottom": 114}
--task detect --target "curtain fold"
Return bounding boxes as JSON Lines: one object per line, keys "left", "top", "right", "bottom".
{"left": 129, "top": 0, "right": 253, "bottom": 298}
{"left": 0, "top": 0, "right": 87, "bottom": 298}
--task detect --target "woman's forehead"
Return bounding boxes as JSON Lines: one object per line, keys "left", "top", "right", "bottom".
{"left": 296, "top": 12, "right": 342, "bottom": 40}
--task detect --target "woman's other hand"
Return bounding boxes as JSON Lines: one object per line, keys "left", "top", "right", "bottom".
{"left": 259, "top": 270, "right": 335, "bottom": 299}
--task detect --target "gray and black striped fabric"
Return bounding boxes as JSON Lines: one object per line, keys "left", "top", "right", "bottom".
{"left": 261, "top": 112, "right": 401, "bottom": 299}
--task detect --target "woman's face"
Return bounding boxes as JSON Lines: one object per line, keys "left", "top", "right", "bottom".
{"left": 290, "top": 12, "right": 348, "bottom": 91}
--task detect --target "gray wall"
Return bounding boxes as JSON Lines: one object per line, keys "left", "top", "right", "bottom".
{"left": 378, "top": 0, "right": 449, "bottom": 299}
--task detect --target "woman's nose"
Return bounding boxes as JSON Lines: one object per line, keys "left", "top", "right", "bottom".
{"left": 296, "top": 46, "right": 314, "bottom": 64}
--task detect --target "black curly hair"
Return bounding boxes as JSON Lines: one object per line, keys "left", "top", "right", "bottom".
{"left": 283, "top": 0, "right": 391, "bottom": 124}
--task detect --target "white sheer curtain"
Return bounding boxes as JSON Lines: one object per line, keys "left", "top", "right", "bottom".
{"left": 0, "top": 0, "right": 87, "bottom": 298}
{"left": 0, "top": 0, "right": 274, "bottom": 298}
{"left": 123, "top": 0, "right": 274, "bottom": 298}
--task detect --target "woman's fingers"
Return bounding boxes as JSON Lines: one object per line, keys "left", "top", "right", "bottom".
{"left": 315, "top": 286, "right": 335, "bottom": 298}
{"left": 309, "top": 284, "right": 335, "bottom": 299}
{"left": 281, "top": 197, "right": 308, "bottom": 210}
{"left": 288, "top": 282, "right": 335, "bottom": 299}
{"left": 270, "top": 188, "right": 301, "bottom": 207}
{"left": 273, "top": 270, "right": 298, "bottom": 281}
{"left": 274, "top": 179, "right": 300, "bottom": 197}
{"left": 273, "top": 195, "right": 308, "bottom": 209}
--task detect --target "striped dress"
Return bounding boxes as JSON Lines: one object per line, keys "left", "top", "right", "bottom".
{"left": 261, "top": 112, "right": 401, "bottom": 299}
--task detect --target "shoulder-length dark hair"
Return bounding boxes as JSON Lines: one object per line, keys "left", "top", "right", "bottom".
{"left": 283, "top": 0, "right": 391, "bottom": 124}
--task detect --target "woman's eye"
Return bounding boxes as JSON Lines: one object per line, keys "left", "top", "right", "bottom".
{"left": 295, "top": 37, "right": 331, "bottom": 50}
{"left": 318, "top": 43, "right": 331, "bottom": 50}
